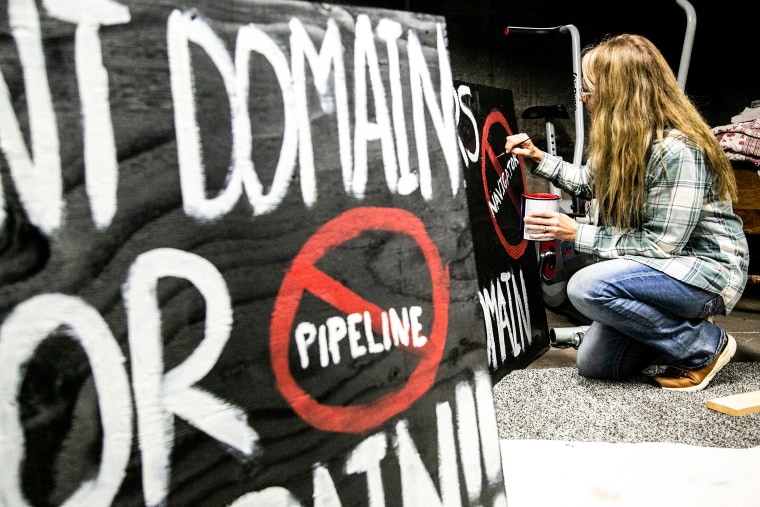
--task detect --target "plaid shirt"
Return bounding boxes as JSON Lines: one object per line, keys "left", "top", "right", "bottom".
{"left": 533, "top": 132, "right": 749, "bottom": 313}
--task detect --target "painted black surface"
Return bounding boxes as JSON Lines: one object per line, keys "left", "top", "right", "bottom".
{"left": 456, "top": 81, "right": 550, "bottom": 383}
{"left": 0, "top": 1, "right": 503, "bottom": 505}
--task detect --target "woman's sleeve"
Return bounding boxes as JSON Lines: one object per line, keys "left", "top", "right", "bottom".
{"left": 531, "top": 153, "right": 594, "bottom": 200}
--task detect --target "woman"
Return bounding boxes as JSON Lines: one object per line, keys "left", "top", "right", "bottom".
{"left": 505, "top": 34, "right": 749, "bottom": 391}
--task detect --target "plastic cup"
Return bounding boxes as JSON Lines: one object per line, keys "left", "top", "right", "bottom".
{"left": 521, "top": 193, "right": 560, "bottom": 241}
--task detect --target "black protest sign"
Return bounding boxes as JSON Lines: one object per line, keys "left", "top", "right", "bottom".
{"left": 454, "top": 81, "right": 550, "bottom": 382}
{"left": 0, "top": 1, "right": 506, "bottom": 506}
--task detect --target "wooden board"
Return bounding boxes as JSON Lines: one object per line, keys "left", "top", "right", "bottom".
{"left": 454, "top": 80, "right": 550, "bottom": 382}
{"left": 733, "top": 166, "right": 760, "bottom": 235}
{"left": 0, "top": 1, "right": 507, "bottom": 505}
{"left": 707, "top": 390, "right": 760, "bottom": 416}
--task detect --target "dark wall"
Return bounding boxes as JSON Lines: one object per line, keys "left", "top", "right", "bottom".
{"left": 324, "top": 0, "right": 758, "bottom": 165}
{"left": 446, "top": 0, "right": 756, "bottom": 126}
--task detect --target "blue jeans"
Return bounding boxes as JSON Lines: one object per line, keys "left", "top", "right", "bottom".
{"left": 567, "top": 259, "right": 726, "bottom": 380}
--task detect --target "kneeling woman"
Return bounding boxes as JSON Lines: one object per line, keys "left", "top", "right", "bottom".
{"left": 504, "top": 34, "right": 749, "bottom": 392}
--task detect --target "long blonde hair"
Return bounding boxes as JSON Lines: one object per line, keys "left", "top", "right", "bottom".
{"left": 581, "top": 34, "right": 736, "bottom": 230}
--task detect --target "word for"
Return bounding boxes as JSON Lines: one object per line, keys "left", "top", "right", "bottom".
{"left": 0, "top": 262, "right": 502, "bottom": 506}
{"left": 487, "top": 155, "right": 520, "bottom": 216}
{"left": 0, "top": 248, "right": 251, "bottom": 507}
{"left": 478, "top": 268, "right": 532, "bottom": 370}
{"left": 294, "top": 306, "right": 427, "bottom": 369}
{"left": 0, "top": 0, "right": 460, "bottom": 235}
{"left": 225, "top": 371, "right": 506, "bottom": 507}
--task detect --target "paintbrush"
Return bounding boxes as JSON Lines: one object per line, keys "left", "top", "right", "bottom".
{"left": 495, "top": 136, "right": 531, "bottom": 159}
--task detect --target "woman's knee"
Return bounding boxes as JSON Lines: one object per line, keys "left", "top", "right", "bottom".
{"left": 576, "top": 350, "right": 608, "bottom": 379}
{"left": 567, "top": 267, "right": 603, "bottom": 311}
{"left": 567, "top": 259, "right": 640, "bottom": 311}
{"left": 575, "top": 330, "right": 616, "bottom": 380}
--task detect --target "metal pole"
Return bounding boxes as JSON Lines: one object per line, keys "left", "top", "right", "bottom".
{"left": 675, "top": 0, "right": 697, "bottom": 90}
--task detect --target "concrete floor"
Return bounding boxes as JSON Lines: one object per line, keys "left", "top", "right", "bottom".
{"left": 528, "top": 281, "right": 760, "bottom": 369}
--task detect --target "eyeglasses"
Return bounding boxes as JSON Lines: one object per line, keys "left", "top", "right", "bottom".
{"left": 579, "top": 88, "right": 593, "bottom": 100}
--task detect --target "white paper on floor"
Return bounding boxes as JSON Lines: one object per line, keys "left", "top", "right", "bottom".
{"left": 501, "top": 439, "right": 760, "bottom": 507}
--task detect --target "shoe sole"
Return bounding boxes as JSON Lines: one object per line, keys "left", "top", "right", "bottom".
{"left": 661, "top": 334, "right": 737, "bottom": 392}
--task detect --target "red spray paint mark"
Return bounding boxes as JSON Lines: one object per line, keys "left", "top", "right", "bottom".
{"left": 481, "top": 110, "right": 529, "bottom": 260}
{"left": 270, "top": 207, "right": 450, "bottom": 433}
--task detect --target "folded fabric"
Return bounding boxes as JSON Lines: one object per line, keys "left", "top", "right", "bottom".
{"left": 712, "top": 118, "right": 760, "bottom": 166}
{"left": 731, "top": 106, "right": 760, "bottom": 123}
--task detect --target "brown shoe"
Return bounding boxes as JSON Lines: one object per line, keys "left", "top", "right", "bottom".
{"left": 653, "top": 334, "right": 736, "bottom": 392}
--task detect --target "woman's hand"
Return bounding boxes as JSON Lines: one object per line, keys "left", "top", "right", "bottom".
{"left": 524, "top": 210, "right": 578, "bottom": 242}
{"left": 505, "top": 134, "right": 543, "bottom": 164}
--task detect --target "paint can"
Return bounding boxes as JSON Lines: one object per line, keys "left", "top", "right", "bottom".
{"left": 521, "top": 193, "right": 560, "bottom": 241}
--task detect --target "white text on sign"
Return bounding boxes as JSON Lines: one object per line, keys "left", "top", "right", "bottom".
{"left": 0, "top": 2, "right": 460, "bottom": 235}
{"left": 478, "top": 269, "right": 533, "bottom": 370}
{"left": 295, "top": 306, "right": 428, "bottom": 368}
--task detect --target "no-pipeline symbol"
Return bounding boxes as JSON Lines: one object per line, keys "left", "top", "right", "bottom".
{"left": 481, "top": 110, "right": 528, "bottom": 260}
{"left": 270, "top": 207, "right": 450, "bottom": 433}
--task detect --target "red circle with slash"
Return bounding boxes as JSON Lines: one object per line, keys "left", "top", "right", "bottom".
{"left": 270, "top": 207, "right": 450, "bottom": 433}
{"left": 481, "top": 110, "right": 528, "bottom": 260}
